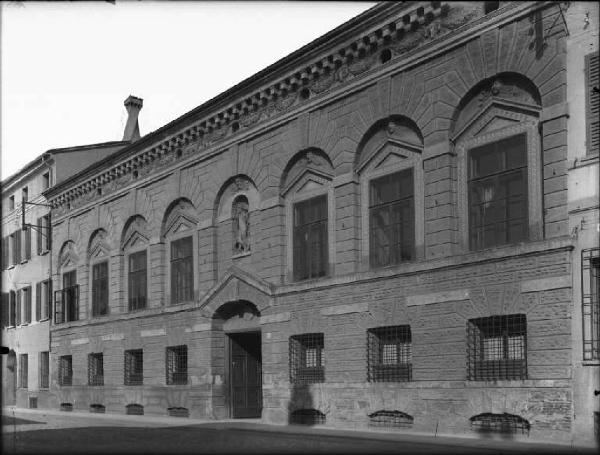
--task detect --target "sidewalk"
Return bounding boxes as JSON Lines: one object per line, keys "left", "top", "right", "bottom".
{"left": 3, "top": 406, "right": 597, "bottom": 454}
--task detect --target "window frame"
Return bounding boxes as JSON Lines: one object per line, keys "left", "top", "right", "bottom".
{"left": 19, "top": 354, "right": 28, "bottom": 389}
{"left": 456, "top": 119, "right": 542, "bottom": 251}
{"left": 582, "top": 248, "right": 600, "bottom": 361}
{"left": 124, "top": 349, "right": 143, "bottom": 386}
{"left": 39, "top": 351, "right": 49, "bottom": 389}
{"left": 166, "top": 345, "right": 188, "bottom": 385}
{"left": 127, "top": 248, "right": 148, "bottom": 312}
{"left": 292, "top": 195, "right": 329, "bottom": 281}
{"left": 58, "top": 355, "right": 73, "bottom": 386}
{"left": 22, "top": 286, "right": 32, "bottom": 324}
{"left": 289, "top": 333, "right": 325, "bottom": 384}
{"left": 88, "top": 353, "right": 104, "bottom": 386}
{"left": 55, "top": 269, "right": 79, "bottom": 324}
{"left": 367, "top": 325, "right": 412, "bottom": 382}
{"left": 169, "top": 235, "right": 194, "bottom": 305}
{"left": 91, "top": 260, "right": 109, "bottom": 317}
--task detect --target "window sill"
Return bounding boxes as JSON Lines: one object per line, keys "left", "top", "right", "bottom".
{"left": 20, "top": 260, "right": 29, "bottom": 265}
{"left": 582, "top": 360, "right": 600, "bottom": 367}
{"left": 38, "top": 250, "right": 50, "bottom": 256}
{"left": 7, "top": 265, "right": 15, "bottom": 270}
{"left": 38, "top": 317, "right": 50, "bottom": 323}
{"left": 232, "top": 251, "right": 251, "bottom": 259}
{"left": 90, "top": 313, "right": 110, "bottom": 319}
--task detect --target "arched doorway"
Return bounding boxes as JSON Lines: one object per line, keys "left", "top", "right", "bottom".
{"left": 213, "top": 300, "right": 262, "bottom": 418}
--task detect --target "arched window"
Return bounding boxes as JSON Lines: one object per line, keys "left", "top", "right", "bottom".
{"left": 121, "top": 216, "right": 150, "bottom": 311}
{"left": 232, "top": 195, "right": 250, "bottom": 254}
{"left": 281, "top": 149, "right": 334, "bottom": 282}
{"left": 55, "top": 241, "right": 79, "bottom": 324}
{"left": 452, "top": 73, "right": 542, "bottom": 251}
{"left": 356, "top": 116, "right": 424, "bottom": 268}
{"left": 88, "top": 229, "right": 110, "bottom": 317}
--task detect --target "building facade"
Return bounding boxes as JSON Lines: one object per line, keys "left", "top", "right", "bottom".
{"left": 42, "top": 1, "right": 598, "bottom": 446}
{"left": 1, "top": 97, "right": 143, "bottom": 408}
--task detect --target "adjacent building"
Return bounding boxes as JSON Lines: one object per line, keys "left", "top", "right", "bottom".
{"left": 15, "top": 1, "right": 600, "bottom": 447}
{"left": 1, "top": 97, "right": 143, "bottom": 408}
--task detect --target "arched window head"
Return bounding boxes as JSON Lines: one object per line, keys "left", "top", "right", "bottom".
{"left": 232, "top": 195, "right": 250, "bottom": 255}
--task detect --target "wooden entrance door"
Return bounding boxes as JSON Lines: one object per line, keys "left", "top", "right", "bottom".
{"left": 229, "top": 332, "right": 262, "bottom": 418}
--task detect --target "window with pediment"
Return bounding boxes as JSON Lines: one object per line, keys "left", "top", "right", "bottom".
{"left": 121, "top": 216, "right": 150, "bottom": 311}
{"left": 452, "top": 74, "right": 542, "bottom": 251}
{"left": 356, "top": 116, "right": 423, "bottom": 268}
{"left": 281, "top": 149, "right": 334, "bottom": 282}
{"left": 55, "top": 241, "right": 79, "bottom": 324}
{"left": 161, "top": 199, "right": 197, "bottom": 305}
{"left": 88, "top": 229, "right": 111, "bottom": 317}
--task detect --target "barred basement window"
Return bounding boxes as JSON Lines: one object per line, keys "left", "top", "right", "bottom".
{"left": 468, "top": 134, "right": 528, "bottom": 250}
{"left": 367, "top": 325, "right": 412, "bottom": 382}
{"left": 90, "top": 404, "right": 106, "bottom": 414}
{"left": 368, "top": 410, "right": 414, "bottom": 428}
{"left": 124, "top": 349, "right": 143, "bottom": 385}
{"left": 126, "top": 404, "right": 144, "bottom": 415}
{"left": 170, "top": 236, "right": 193, "bottom": 304}
{"left": 289, "top": 409, "right": 326, "bottom": 425}
{"left": 166, "top": 345, "right": 188, "bottom": 385}
{"left": 29, "top": 397, "right": 38, "bottom": 409}
{"left": 19, "top": 354, "right": 28, "bottom": 388}
{"left": 369, "top": 169, "right": 415, "bottom": 267}
{"left": 168, "top": 407, "right": 190, "bottom": 417}
{"left": 470, "top": 413, "right": 530, "bottom": 435}
{"left": 582, "top": 248, "right": 600, "bottom": 360}
{"left": 293, "top": 195, "right": 328, "bottom": 281}
{"left": 60, "top": 403, "right": 73, "bottom": 412}
{"left": 88, "top": 353, "right": 104, "bottom": 386}
{"left": 58, "top": 355, "right": 73, "bottom": 386}
{"left": 467, "top": 314, "right": 527, "bottom": 380}
{"left": 289, "top": 333, "right": 324, "bottom": 384}
{"left": 128, "top": 250, "right": 147, "bottom": 311}
{"left": 39, "top": 351, "right": 49, "bottom": 389}
{"left": 92, "top": 261, "right": 109, "bottom": 316}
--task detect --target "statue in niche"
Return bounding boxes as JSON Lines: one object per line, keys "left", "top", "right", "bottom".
{"left": 232, "top": 196, "right": 250, "bottom": 254}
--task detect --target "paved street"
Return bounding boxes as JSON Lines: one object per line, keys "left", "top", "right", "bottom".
{"left": 1, "top": 409, "right": 596, "bottom": 455}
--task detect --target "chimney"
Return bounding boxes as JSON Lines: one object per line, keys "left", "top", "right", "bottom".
{"left": 122, "top": 95, "right": 143, "bottom": 141}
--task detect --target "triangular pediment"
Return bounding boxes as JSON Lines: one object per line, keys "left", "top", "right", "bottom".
{"left": 358, "top": 140, "right": 421, "bottom": 174}
{"left": 89, "top": 243, "right": 109, "bottom": 259}
{"left": 296, "top": 178, "right": 325, "bottom": 194}
{"left": 474, "top": 115, "right": 520, "bottom": 137}
{"left": 60, "top": 256, "right": 77, "bottom": 269}
{"left": 284, "top": 169, "right": 331, "bottom": 197}
{"left": 164, "top": 212, "right": 197, "bottom": 237}
{"left": 373, "top": 150, "right": 410, "bottom": 170}
{"left": 199, "top": 266, "right": 273, "bottom": 317}
{"left": 122, "top": 230, "right": 149, "bottom": 251}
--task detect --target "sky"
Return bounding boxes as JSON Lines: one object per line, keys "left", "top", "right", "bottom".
{"left": 0, "top": 1, "right": 375, "bottom": 180}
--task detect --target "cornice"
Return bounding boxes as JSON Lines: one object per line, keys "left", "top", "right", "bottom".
{"left": 47, "top": 1, "right": 562, "bottom": 218}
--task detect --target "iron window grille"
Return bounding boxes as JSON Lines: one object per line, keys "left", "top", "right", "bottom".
{"left": 23, "top": 287, "right": 32, "bottom": 324}
{"left": 582, "top": 248, "right": 600, "bottom": 360}
{"left": 289, "top": 333, "right": 324, "bottom": 384}
{"left": 166, "top": 345, "right": 188, "bottom": 385}
{"left": 90, "top": 404, "right": 106, "bottom": 414}
{"left": 368, "top": 410, "right": 414, "bottom": 428}
{"left": 92, "top": 261, "right": 109, "bottom": 316}
{"left": 19, "top": 354, "right": 28, "bottom": 388}
{"left": 58, "top": 355, "right": 73, "bottom": 386}
{"left": 124, "top": 349, "right": 143, "bottom": 385}
{"left": 60, "top": 403, "right": 73, "bottom": 412}
{"left": 367, "top": 325, "right": 412, "bottom": 382}
{"left": 39, "top": 351, "right": 49, "bottom": 389}
{"left": 470, "top": 413, "right": 530, "bottom": 435}
{"left": 289, "top": 409, "right": 326, "bottom": 425}
{"left": 168, "top": 407, "right": 189, "bottom": 417}
{"left": 467, "top": 314, "right": 527, "bottom": 380}
{"left": 88, "top": 353, "right": 104, "bottom": 386}
{"left": 29, "top": 397, "right": 38, "bottom": 409}
{"left": 126, "top": 404, "right": 144, "bottom": 415}
{"left": 468, "top": 134, "right": 528, "bottom": 250}
{"left": 170, "top": 237, "right": 194, "bottom": 304}
{"left": 293, "top": 195, "right": 328, "bottom": 281}
{"left": 128, "top": 250, "right": 147, "bottom": 311}
{"left": 55, "top": 270, "right": 79, "bottom": 324}
{"left": 369, "top": 169, "right": 415, "bottom": 267}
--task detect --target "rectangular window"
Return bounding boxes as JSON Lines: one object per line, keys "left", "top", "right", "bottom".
{"left": 38, "top": 279, "right": 52, "bottom": 321}
{"left": 467, "top": 314, "right": 527, "bottom": 380}
{"left": 171, "top": 236, "right": 193, "bottom": 304}
{"left": 92, "top": 261, "right": 109, "bottom": 316}
{"left": 586, "top": 52, "right": 599, "bottom": 156}
{"left": 369, "top": 169, "right": 415, "bottom": 267}
{"left": 124, "top": 349, "right": 143, "bottom": 385}
{"left": 36, "top": 282, "right": 41, "bottom": 321}
{"left": 128, "top": 250, "right": 147, "bottom": 311}
{"left": 11, "top": 231, "right": 21, "bottom": 265}
{"left": 19, "top": 354, "right": 28, "bottom": 388}
{"left": 88, "top": 353, "right": 104, "bottom": 386}
{"left": 23, "top": 228, "right": 31, "bottom": 261}
{"left": 367, "top": 325, "right": 412, "bottom": 382}
{"left": 582, "top": 248, "right": 600, "bottom": 360}
{"left": 39, "top": 351, "right": 49, "bottom": 389}
{"left": 9, "top": 195, "right": 15, "bottom": 211}
{"left": 166, "top": 345, "right": 188, "bottom": 385}
{"left": 468, "top": 134, "right": 528, "bottom": 250}
{"left": 58, "top": 270, "right": 79, "bottom": 323}
{"left": 36, "top": 215, "right": 51, "bottom": 254}
{"left": 1, "top": 293, "right": 8, "bottom": 328}
{"left": 42, "top": 172, "right": 50, "bottom": 190}
{"left": 9, "top": 291, "right": 16, "bottom": 326}
{"left": 2, "top": 236, "right": 9, "bottom": 270}
{"left": 58, "top": 355, "right": 73, "bottom": 386}
{"left": 23, "top": 286, "right": 32, "bottom": 324}
{"left": 289, "top": 333, "right": 324, "bottom": 384}
{"left": 293, "top": 195, "right": 328, "bottom": 281}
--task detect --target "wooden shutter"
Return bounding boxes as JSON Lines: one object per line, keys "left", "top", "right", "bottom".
{"left": 24, "top": 229, "right": 31, "bottom": 260}
{"left": 587, "top": 52, "right": 599, "bottom": 155}
{"left": 16, "top": 290, "right": 21, "bottom": 326}
{"left": 37, "top": 218, "right": 43, "bottom": 255}
{"left": 36, "top": 282, "right": 42, "bottom": 321}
